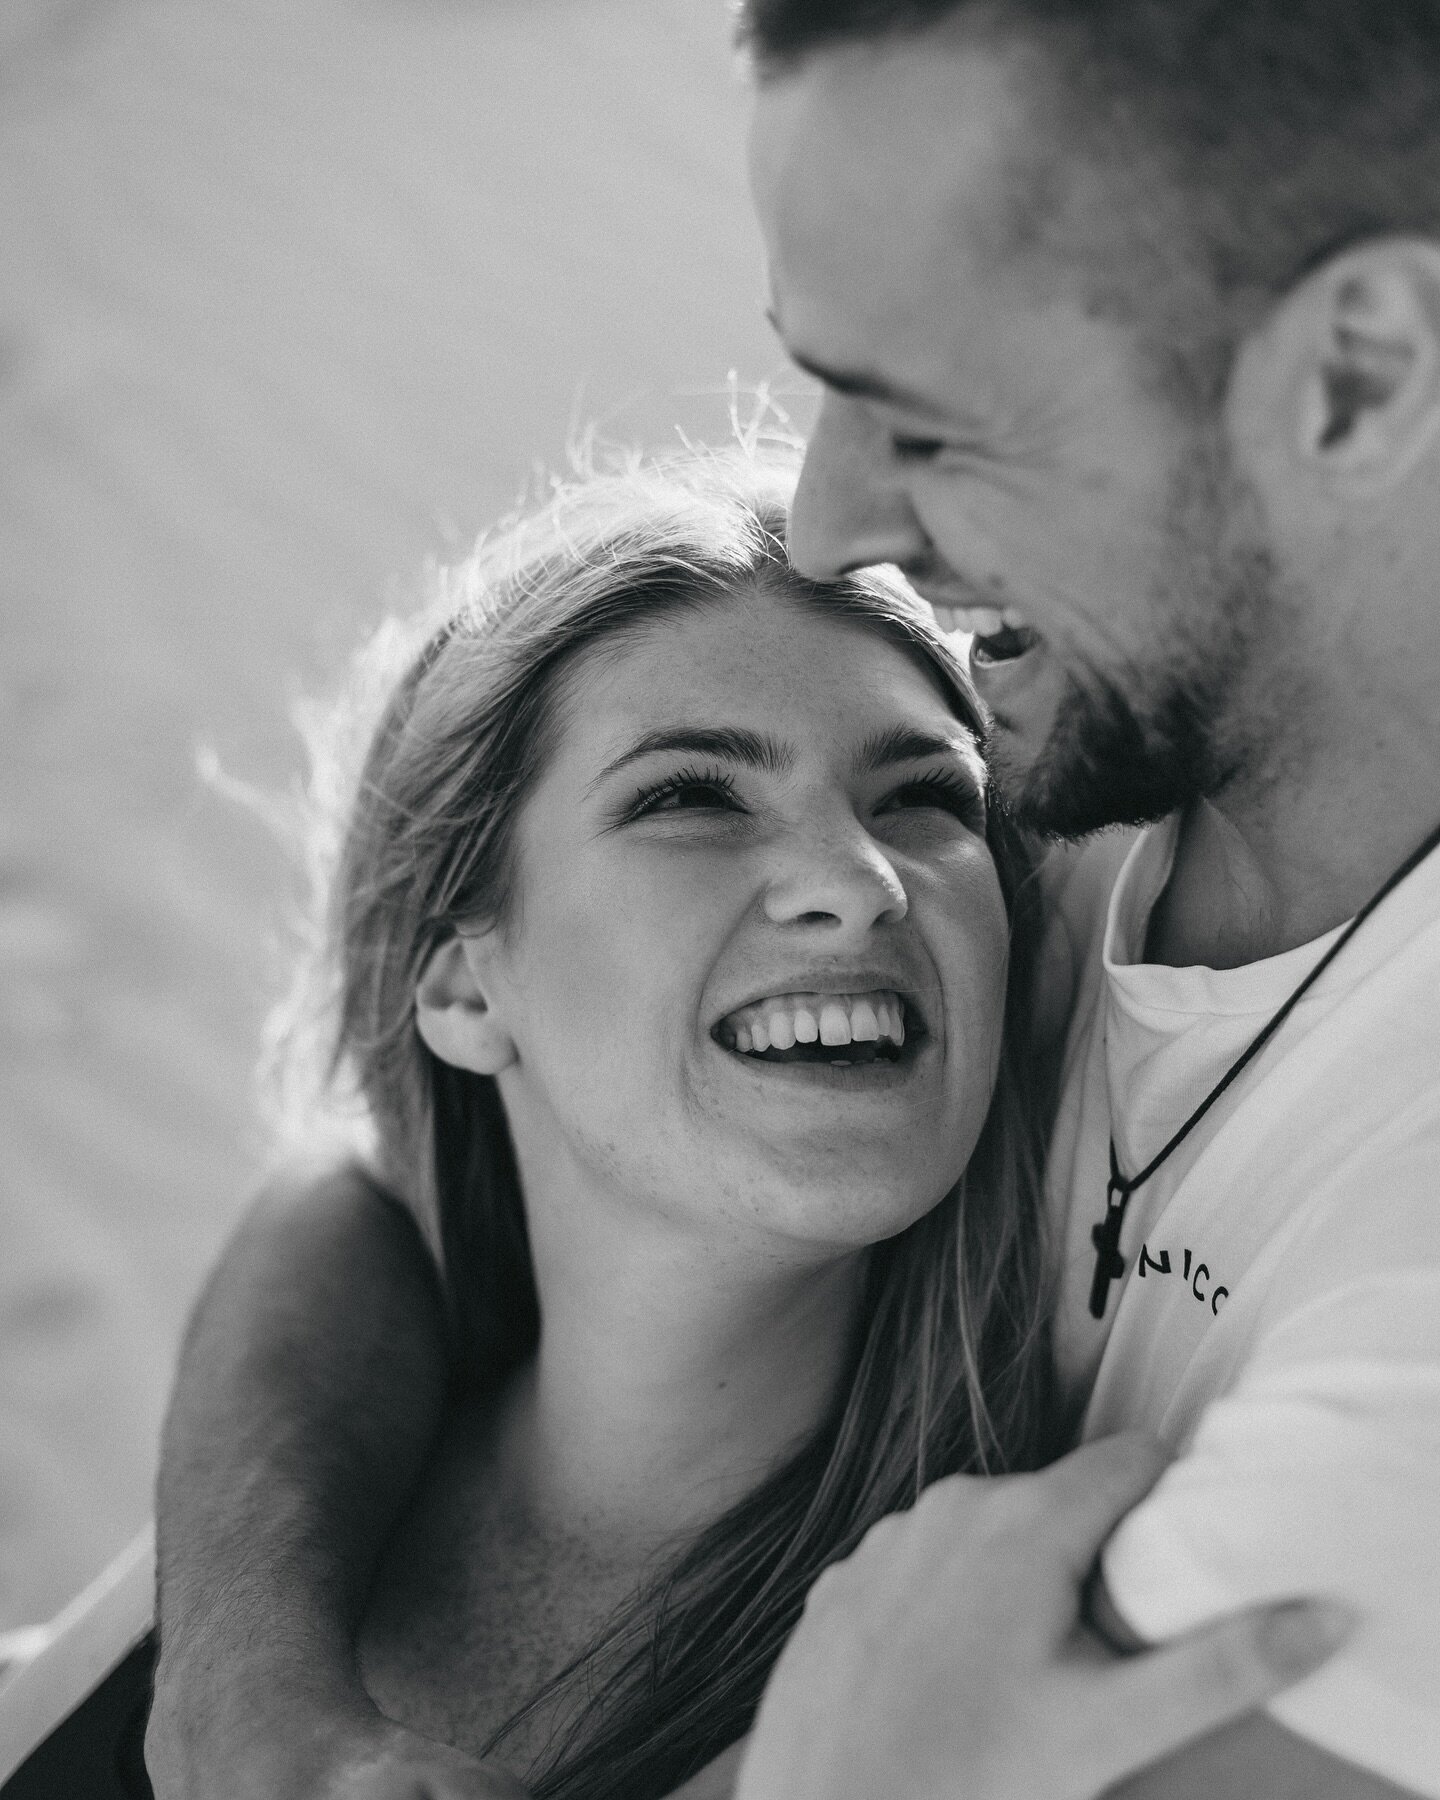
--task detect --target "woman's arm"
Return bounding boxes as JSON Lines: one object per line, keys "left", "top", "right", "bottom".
{"left": 145, "top": 1162, "right": 525, "bottom": 1799}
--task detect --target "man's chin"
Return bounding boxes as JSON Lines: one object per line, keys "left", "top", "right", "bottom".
{"left": 996, "top": 762, "right": 1177, "bottom": 841}
{"left": 987, "top": 684, "right": 1202, "bottom": 842}
{"left": 987, "top": 729, "right": 1095, "bottom": 841}
{"left": 982, "top": 688, "right": 1087, "bottom": 840}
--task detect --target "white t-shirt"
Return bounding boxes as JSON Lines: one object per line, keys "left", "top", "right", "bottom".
{"left": 1045, "top": 815, "right": 1440, "bottom": 1795}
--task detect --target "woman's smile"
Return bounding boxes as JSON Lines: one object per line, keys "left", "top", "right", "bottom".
{"left": 708, "top": 972, "right": 934, "bottom": 1097}
{"left": 715, "top": 986, "right": 913, "bottom": 1062}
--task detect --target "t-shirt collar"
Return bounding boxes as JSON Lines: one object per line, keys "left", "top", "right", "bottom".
{"left": 1102, "top": 813, "right": 1357, "bottom": 1021}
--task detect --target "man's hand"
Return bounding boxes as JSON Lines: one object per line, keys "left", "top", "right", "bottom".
{"left": 735, "top": 1434, "right": 1351, "bottom": 1800}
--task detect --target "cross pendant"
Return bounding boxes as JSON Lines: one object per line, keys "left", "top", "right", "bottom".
{"left": 1088, "top": 1180, "right": 1129, "bottom": 1319}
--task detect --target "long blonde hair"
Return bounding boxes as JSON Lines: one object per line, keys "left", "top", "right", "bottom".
{"left": 275, "top": 448, "right": 1058, "bottom": 1796}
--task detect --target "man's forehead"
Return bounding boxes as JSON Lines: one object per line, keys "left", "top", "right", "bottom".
{"left": 748, "top": 35, "right": 1063, "bottom": 386}
{"left": 749, "top": 35, "right": 1036, "bottom": 262}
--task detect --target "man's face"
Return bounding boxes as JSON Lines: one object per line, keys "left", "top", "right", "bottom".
{"left": 748, "top": 36, "right": 1274, "bottom": 837}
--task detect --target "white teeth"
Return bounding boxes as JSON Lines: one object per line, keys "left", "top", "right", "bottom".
{"left": 935, "top": 604, "right": 1003, "bottom": 638}
{"left": 876, "top": 1000, "right": 904, "bottom": 1045}
{"left": 818, "top": 1002, "right": 853, "bottom": 1046}
{"left": 849, "top": 998, "right": 880, "bottom": 1041}
{"left": 931, "top": 602, "right": 1031, "bottom": 640}
{"left": 768, "top": 1010, "right": 796, "bottom": 1051}
{"left": 719, "top": 989, "right": 911, "bottom": 1055}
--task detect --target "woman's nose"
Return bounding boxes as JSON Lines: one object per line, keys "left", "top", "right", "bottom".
{"left": 763, "top": 821, "right": 909, "bottom": 935}
{"left": 786, "top": 394, "right": 930, "bottom": 580}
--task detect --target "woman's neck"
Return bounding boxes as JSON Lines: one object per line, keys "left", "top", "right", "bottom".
{"left": 496, "top": 1171, "right": 867, "bottom": 1558}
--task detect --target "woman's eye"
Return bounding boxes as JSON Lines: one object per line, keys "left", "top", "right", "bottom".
{"left": 879, "top": 774, "right": 986, "bottom": 829}
{"left": 630, "top": 770, "right": 743, "bottom": 818}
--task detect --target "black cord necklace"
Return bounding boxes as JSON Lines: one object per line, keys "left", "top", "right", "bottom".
{"left": 1088, "top": 812, "right": 1440, "bottom": 1321}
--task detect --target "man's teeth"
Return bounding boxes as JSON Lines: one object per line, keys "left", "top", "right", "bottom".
{"left": 721, "top": 990, "right": 907, "bottom": 1054}
{"left": 932, "top": 603, "right": 1030, "bottom": 640}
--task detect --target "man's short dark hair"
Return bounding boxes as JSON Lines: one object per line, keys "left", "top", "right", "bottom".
{"left": 741, "top": 0, "right": 1440, "bottom": 407}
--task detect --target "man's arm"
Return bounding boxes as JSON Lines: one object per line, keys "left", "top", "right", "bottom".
{"left": 145, "top": 1162, "right": 525, "bottom": 1799}
{"left": 144, "top": 1207, "right": 1347, "bottom": 1800}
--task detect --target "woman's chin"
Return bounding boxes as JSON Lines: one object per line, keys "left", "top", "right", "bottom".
{"left": 742, "top": 1163, "right": 960, "bottom": 1253}
{"left": 712, "top": 1133, "right": 970, "bottom": 1250}
{"left": 693, "top": 1033, "right": 972, "bottom": 1205}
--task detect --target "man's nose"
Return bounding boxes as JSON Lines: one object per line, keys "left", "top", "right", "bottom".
{"left": 787, "top": 394, "right": 929, "bottom": 580}
{"left": 763, "top": 817, "right": 908, "bottom": 935}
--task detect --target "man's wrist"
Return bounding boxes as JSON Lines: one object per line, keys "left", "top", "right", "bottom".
{"left": 147, "top": 1624, "right": 376, "bottom": 1799}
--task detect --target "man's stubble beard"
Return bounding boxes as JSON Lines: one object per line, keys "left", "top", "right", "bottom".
{"left": 989, "top": 432, "right": 1282, "bottom": 842}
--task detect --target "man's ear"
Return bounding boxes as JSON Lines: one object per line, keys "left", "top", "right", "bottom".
{"left": 414, "top": 932, "right": 517, "bottom": 1075}
{"left": 1279, "top": 239, "right": 1440, "bottom": 492}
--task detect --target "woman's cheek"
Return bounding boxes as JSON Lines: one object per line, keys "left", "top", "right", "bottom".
{"left": 929, "top": 851, "right": 1009, "bottom": 1062}
{"left": 555, "top": 858, "right": 737, "bottom": 1046}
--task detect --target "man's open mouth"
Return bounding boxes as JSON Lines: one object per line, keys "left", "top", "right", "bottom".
{"left": 970, "top": 623, "right": 1039, "bottom": 665}
{"left": 930, "top": 602, "right": 1040, "bottom": 666}
{"left": 713, "top": 989, "right": 919, "bottom": 1067}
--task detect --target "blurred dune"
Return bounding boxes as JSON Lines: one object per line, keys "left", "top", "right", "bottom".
{"left": 0, "top": 0, "right": 800, "bottom": 1628}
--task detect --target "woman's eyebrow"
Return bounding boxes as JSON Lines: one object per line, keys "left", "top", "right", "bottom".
{"left": 589, "top": 723, "right": 984, "bottom": 792}
{"left": 857, "top": 724, "right": 986, "bottom": 783}
{"left": 589, "top": 726, "right": 794, "bottom": 790}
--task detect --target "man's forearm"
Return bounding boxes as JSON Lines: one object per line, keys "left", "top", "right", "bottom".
{"left": 149, "top": 1163, "right": 450, "bottom": 1779}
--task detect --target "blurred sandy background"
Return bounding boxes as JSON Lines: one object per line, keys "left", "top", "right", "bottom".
{"left": 0, "top": 0, "right": 798, "bottom": 1630}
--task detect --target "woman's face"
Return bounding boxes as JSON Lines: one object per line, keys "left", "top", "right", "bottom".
{"left": 452, "top": 590, "right": 1009, "bottom": 1258}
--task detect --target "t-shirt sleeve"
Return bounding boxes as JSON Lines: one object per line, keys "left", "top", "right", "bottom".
{"left": 1100, "top": 1252, "right": 1440, "bottom": 1795}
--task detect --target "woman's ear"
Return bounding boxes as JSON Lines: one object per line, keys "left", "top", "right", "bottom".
{"left": 414, "top": 932, "right": 517, "bottom": 1075}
